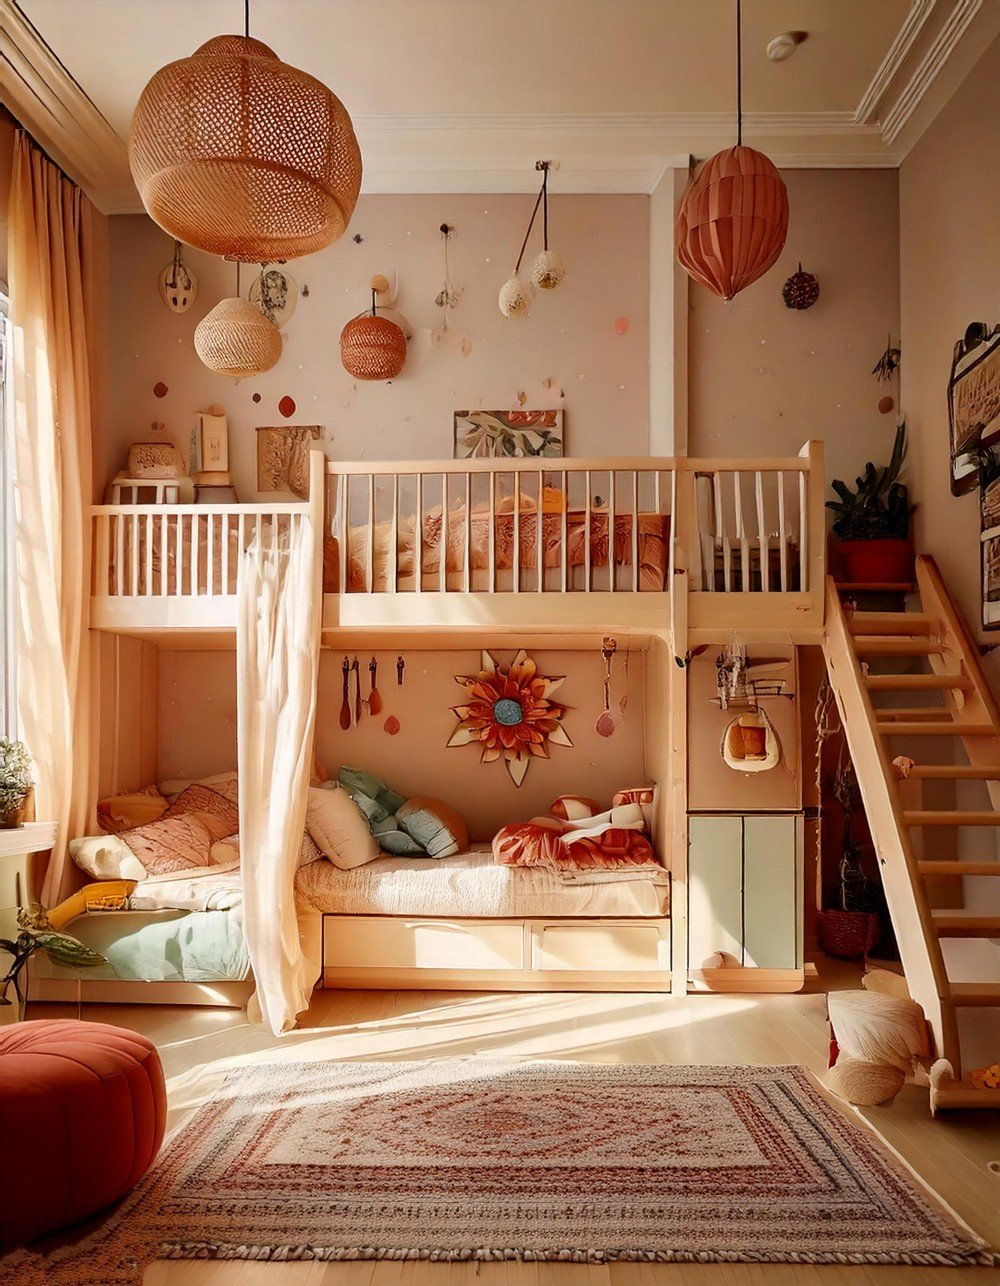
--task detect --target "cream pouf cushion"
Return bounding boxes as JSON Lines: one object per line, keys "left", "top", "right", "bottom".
{"left": 828, "top": 989, "right": 929, "bottom": 1073}
{"left": 827, "top": 1056, "right": 906, "bottom": 1107}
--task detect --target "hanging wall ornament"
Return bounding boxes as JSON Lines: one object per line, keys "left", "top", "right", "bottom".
{"left": 158, "top": 240, "right": 198, "bottom": 313}
{"left": 448, "top": 650, "right": 572, "bottom": 788}
{"left": 530, "top": 163, "right": 566, "bottom": 290}
{"left": 340, "top": 288, "right": 407, "bottom": 380}
{"left": 194, "top": 262, "right": 282, "bottom": 378}
{"left": 432, "top": 224, "right": 471, "bottom": 354}
{"left": 128, "top": 3, "right": 362, "bottom": 262}
{"left": 782, "top": 263, "right": 820, "bottom": 310}
{"left": 675, "top": 1, "right": 788, "bottom": 301}
{"left": 249, "top": 264, "right": 298, "bottom": 328}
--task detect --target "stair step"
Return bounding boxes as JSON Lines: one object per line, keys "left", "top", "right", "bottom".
{"left": 905, "top": 764, "right": 1000, "bottom": 779}
{"left": 931, "top": 1079, "right": 1000, "bottom": 1111}
{"left": 918, "top": 860, "right": 1000, "bottom": 876}
{"left": 905, "top": 811, "right": 1000, "bottom": 826}
{"left": 932, "top": 914, "right": 1000, "bottom": 938}
{"left": 864, "top": 674, "right": 971, "bottom": 691}
{"left": 836, "top": 582, "right": 915, "bottom": 593}
{"left": 877, "top": 721, "right": 996, "bottom": 736}
{"left": 853, "top": 639, "right": 948, "bottom": 656}
{"left": 874, "top": 708, "right": 952, "bottom": 719}
{"left": 946, "top": 983, "right": 1000, "bottom": 1007}
{"left": 848, "top": 613, "right": 938, "bottom": 636}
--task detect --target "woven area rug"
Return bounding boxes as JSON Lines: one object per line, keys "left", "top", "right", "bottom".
{"left": 6, "top": 1060, "right": 995, "bottom": 1281}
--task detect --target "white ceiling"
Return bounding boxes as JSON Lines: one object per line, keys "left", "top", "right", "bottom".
{"left": 4, "top": 0, "right": 999, "bottom": 210}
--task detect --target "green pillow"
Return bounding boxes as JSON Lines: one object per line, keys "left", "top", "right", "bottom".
{"left": 338, "top": 766, "right": 406, "bottom": 817}
{"left": 397, "top": 796, "right": 469, "bottom": 858}
{"left": 371, "top": 815, "right": 425, "bottom": 856}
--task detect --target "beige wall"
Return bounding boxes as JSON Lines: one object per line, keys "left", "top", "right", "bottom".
{"left": 900, "top": 37, "right": 1000, "bottom": 645}
{"left": 107, "top": 195, "right": 650, "bottom": 499}
{"left": 687, "top": 168, "right": 901, "bottom": 492}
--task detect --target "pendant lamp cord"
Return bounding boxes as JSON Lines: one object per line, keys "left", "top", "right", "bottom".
{"left": 542, "top": 164, "right": 549, "bottom": 252}
{"left": 371, "top": 288, "right": 377, "bottom": 317}
{"left": 736, "top": 0, "right": 743, "bottom": 147}
{"left": 514, "top": 182, "right": 544, "bottom": 275}
{"left": 244, "top": 0, "right": 250, "bottom": 38}
{"left": 236, "top": 260, "right": 241, "bottom": 297}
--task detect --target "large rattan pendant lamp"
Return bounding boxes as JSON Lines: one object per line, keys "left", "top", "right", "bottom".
{"left": 129, "top": 0, "right": 362, "bottom": 262}
{"left": 675, "top": 0, "right": 788, "bottom": 301}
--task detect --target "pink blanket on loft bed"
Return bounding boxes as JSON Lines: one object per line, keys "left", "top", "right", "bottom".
{"left": 324, "top": 502, "right": 671, "bottom": 593}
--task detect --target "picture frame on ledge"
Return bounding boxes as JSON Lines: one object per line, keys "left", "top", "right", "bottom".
{"left": 948, "top": 323, "right": 1000, "bottom": 496}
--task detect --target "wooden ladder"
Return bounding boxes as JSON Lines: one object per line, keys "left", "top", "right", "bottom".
{"left": 823, "top": 555, "right": 1000, "bottom": 1112}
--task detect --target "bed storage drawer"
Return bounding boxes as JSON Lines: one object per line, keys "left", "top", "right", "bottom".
{"left": 324, "top": 916, "right": 525, "bottom": 971}
{"left": 531, "top": 921, "right": 669, "bottom": 972}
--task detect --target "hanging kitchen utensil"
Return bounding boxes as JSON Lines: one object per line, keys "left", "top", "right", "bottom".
{"left": 368, "top": 657, "right": 383, "bottom": 715}
{"left": 596, "top": 636, "right": 617, "bottom": 738}
{"left": 339, "top": 656, "right": 351, "bottom": 730}
{"left": 352, "top": 657, "right": 361, "bottom": 724}
{"left": 397, "top": 656, "right": 405, "bottom": 686}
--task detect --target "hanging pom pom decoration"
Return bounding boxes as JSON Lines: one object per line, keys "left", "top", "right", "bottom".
{"left": 194, "top": 262, "right": 282, "bottom": 378}
{"left": 530, "top": 163, "right": 566, "bottom": 290}
{"left": 340, "top": 287, "right": 407, "bottom": 381}
{"left": 782, "top": 263, "right": 820, "bottom": 310}
{"left": 674, "top": 1, "right": 788, "bottom": 301}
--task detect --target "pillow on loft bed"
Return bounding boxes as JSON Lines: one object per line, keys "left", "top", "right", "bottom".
{"left": 338, "top": 767, "right": 406, "bottom": 819}
{"left": 337, "top": 767, "right": 470, "bottom": 859}
{"left": 306, "top": 785, "right": 380, "bottom": 870}
{"left": 71, "top": 813, "right": 219, "bottom": 880}
{"left": 96, "top": 785, "right": 168, "bottom": 834}
{"left": 163, "top": 783, "right": 240, "bottom": 838}
{"left": 158, "top": 771, "right": 239, "bottom": 803}
{"left": 397, "top": 796, "right": 469, "bottom": 858}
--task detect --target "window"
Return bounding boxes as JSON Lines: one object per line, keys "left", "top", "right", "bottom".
{"left": 0, "top": 291, "right": 16, "bottom": 736}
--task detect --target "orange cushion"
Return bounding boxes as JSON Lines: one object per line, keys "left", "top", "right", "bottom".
{"left": 0, "top": 1020, "right": 166, "bottom": 1246}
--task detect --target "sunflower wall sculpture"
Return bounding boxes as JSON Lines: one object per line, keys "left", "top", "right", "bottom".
{"left": 447, "top": 650, "right": 572, "bottom": 788}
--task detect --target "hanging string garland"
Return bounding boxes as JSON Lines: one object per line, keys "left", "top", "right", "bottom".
{"left": 530, "top": 165, "right": 566, "bottom": 290}
{"left": 129, "top": 1, "right": 361, "bottom": 262}
{"left": 194, "top": 261, "right": 283, "bottom": 378}
{"left": 341, "top": 288, "right": 408, "bottom": 381}
{"left": 675, "top": 0, "right": 789, "bottom": 301}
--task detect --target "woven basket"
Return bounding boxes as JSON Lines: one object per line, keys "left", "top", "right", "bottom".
{"left": 675, "top": 145, "right": 788, "bottom": 301}
{"left": 129, "top": 35, "right": 361, "bottom": 261}
{"left": 194, "top": 298, "right": 283, "bottom": 378}
{"left": 818, "top": 909, "right": 881, "bottom": 961}
{"left": 340, "top": 313, "right": 407, "bottom": 381}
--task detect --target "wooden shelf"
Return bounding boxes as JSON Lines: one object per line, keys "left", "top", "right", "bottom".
{"left": 0, "top": 822, "right": 57, "bottom": 857}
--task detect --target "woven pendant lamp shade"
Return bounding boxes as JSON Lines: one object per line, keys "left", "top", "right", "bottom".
{"left": 675, "top": 146, "right": 788, "bottom": 301}
{"left": 194, "top": 298, "right": 283, "bottom": 378}
{"left": 129, "top": 35, "right": 362, "bottom": 261}
{"left": 340, "top": 314, "right": 407, "bottom": 381}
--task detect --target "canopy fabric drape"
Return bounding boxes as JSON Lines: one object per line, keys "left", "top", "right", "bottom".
{"left": 237, "top": 514, "right": 322, "bottom": 1034}
{"left": 8, "top": 132, "right": 100, "bottom": 902}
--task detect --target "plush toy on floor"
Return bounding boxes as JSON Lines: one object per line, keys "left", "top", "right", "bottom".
{"left": 825, "top": 974, "right": 929, "bottom": 1107}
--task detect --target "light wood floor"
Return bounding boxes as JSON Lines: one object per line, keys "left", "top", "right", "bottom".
{"left": 31, "top": 974, "right": 1000, "bottom": 1286}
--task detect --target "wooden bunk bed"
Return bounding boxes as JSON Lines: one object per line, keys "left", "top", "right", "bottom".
{"left": 72, "top": 444, "right": 826, "bottom": 1003}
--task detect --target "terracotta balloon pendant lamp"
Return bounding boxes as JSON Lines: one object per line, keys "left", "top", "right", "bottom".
{"left": 129, "top": 2, "right": 361, "bottom": 262}
{"left": 341, "top": 290, "right": 408, "bottom": 381}
{"left": 675, "top": 0, "right": 788, "bottom": 301}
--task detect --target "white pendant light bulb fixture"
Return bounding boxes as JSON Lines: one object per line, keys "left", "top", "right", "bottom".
{"left": 530, "top": 162, "right": 565, "bottom": 290}
{"left": 499, "top": 165, "right": 544, "bottom": 320}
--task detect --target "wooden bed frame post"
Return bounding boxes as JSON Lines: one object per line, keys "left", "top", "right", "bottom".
{"left": 668, "top": 467, "right": 696, "bottom": 995}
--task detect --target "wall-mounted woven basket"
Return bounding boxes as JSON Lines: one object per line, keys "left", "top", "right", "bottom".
{"left": 129, "top": 35, "right": 362, "bottom": 261}
{"left": 194, "top": 298, "right": 283, "bottom": 378}
{"left": 340, "top": 313, "right": 407, "bottom": 381}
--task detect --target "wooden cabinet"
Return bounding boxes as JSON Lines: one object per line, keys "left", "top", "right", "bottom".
{"left": 688, "top": 813, "right": 803, "bottom": 992}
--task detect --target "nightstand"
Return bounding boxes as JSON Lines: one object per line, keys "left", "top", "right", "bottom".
{"left": 0, "top": 823, "right": 58, "bottom": 1025}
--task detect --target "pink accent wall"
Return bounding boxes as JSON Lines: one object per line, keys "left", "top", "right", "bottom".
{"left": 157, "top": 647, "right": 649, "bottom": 842}
{"left": 107, "top": 194, "right": 650, "bottom": 499}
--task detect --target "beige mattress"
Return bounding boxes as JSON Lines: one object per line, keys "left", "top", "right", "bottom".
{"left": 295, "top": 847, "right": 670, "bottom": 919}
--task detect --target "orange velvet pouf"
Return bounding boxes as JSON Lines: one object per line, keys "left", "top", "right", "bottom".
{"left": 0, "top": 1020, "right": 166, "bottom": 1247}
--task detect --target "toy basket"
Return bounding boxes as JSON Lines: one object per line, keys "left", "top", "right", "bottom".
{"left": 818, "top": 909, "right": 881, "bottom": 960}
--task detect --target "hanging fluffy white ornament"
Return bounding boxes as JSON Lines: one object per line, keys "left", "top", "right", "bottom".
{"left": 531, "top": 249, "right": 565, "bottom": 290}
{"left": 499, "top": 274, "right": 532, "bottom": 319}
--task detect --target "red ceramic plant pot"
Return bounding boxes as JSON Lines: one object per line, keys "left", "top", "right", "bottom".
{"left": 835, "top": 538, "right": 914, "bottom": 586}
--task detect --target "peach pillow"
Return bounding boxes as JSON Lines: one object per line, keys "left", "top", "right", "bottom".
{"left": 97, "top": 786, "right": 168, "bottom": 834}
{"left": 163, "top": 783, "right": 239, "bottom": 841}
{"left": 121, "top": 815, "right": 216, "bottom": 876}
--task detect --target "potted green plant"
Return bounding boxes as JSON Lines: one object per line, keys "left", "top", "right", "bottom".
{"left": 826, "top": 421, "right": 914, "bottom": 585}
{"left": 0, "top": 739, "right": 33, "bottom": 829}
{"left": 1, "top": 901, "right": 107, "bottom": 1020}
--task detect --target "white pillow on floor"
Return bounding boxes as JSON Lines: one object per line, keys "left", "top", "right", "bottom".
{"left": 306, "top": 785, "right": 379, "bottom": 870}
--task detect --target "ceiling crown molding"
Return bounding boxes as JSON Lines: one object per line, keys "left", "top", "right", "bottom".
{"left": 854, "top": 0, "right": 937, "bottom": 125}
{"left": 881, "top": 0, "right": 983, "bottom": 144}
{"left": 0, "top": 0, "right": 134, "bottom": 212}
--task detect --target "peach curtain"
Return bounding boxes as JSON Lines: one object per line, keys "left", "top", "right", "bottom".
{"left": 8, "top": 132, "right": 98, "bottom": 902}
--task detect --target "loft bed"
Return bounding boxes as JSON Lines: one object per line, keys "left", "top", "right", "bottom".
{"left": 88, "top": 443, "right": 826, "bottom": 643}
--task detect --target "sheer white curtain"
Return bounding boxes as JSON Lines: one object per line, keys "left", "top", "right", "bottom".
{"left": 237, "top": 511, "right": 321, "bottom": 1034}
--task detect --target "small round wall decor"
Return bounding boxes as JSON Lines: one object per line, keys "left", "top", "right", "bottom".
{"left": 782, "top": 263, "right": 820, "bottom": 310}
{"left": 447, "top": 649, "right": 572, "bottom": 788}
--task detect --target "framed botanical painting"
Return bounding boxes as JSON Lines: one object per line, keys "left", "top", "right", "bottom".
{"left": 454, "top": 410, "right": 564, "bottom": 459}
{"left": 949, "top": 323, "right": 1000, "bottom": 495}
{"left": 982, "top": 525, "right": 1000, "bottom": 630}
{"left": 256, "top": 425, "right": 322, "bottom": 498}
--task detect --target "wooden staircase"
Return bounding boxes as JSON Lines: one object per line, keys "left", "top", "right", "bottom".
{"left": 824, "top": 556, "right": 1000, "bottom": 1112}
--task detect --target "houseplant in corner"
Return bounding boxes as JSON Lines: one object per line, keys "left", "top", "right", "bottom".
{"left": 0, "top": 738, "right": 33, "bottom": 829}
{"left": 827, "top": 421, "right": 913, "bottom": 585}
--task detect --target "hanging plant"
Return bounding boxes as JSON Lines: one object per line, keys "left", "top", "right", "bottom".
{"left": 782, "top": 263, "right": 820, "bottom": 310}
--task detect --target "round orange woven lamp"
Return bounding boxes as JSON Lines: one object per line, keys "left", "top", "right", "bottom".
{"left": 340, "top": 296, "right": 407, "bottom": 381}
{"left": 194, "top": 297, "right": 282, "bottom": 378}
{"left": 675, "top": 145, "right": 788, "bottom": 301}
{"left": 129, "top": 34, "right": 361, "bottom": 262}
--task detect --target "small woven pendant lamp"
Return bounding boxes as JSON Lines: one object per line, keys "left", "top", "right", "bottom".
{"left": 340, "top": 289, "right": 408, "bottom": 381}
{"left": 675, "top": 0, "right": 788, "bottom": 300}
{"left": 129, "top": 3, "right": 361, "bottom": 262}
{"left": 195, "top": 264, "right": 282, "bottom": 378}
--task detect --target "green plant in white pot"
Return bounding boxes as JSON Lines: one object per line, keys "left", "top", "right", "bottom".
{"left": 826, "top": 421, "right": 914, "bottom": 586}
{"left": 0, "top": 739, "right": 33, "bottom": 829}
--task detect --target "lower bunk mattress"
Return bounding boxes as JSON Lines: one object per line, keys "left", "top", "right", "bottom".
{"left": 295, "top": 847, "right": 670, "bottom": 919}
{"left": 32, "top": 907, "right": 250, "bottom": 984}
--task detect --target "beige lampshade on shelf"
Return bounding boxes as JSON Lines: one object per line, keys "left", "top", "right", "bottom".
{"left": 195, "top": 298, "right": 283, "bottom": 378}
{"left": 129, "top": 35, "right": 362, "bottom": 262}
